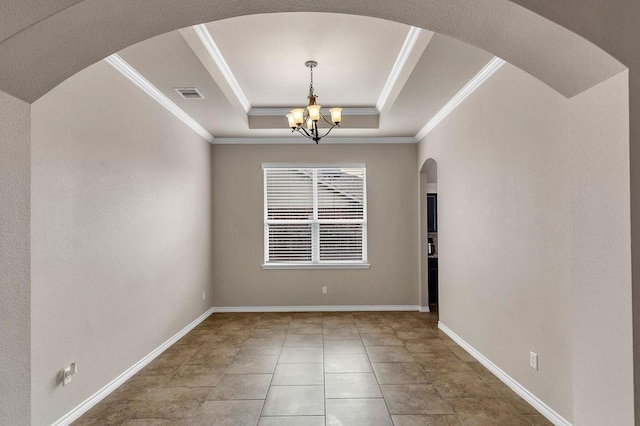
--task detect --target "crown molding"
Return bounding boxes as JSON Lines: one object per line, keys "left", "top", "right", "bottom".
{"left": 249, "top": 107, "right": 379, "bottom": 116}
{"left": 212, "top": 137, "right": 416, "bottom": 145}
{"left": 376, "top": 27, "right": 433, "bottom": 115}
{"left": 104, "top": 54, "right": 215, "bottom": 143}
{"left": 192, "top": 24, "right": 250, "bottom": 113}
{"left": 415, "top": 57, "right": 505, "bottom": 141}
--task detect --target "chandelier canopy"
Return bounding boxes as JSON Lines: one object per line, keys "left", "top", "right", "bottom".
{"left": 286, "top": 61, "right": 342, "bottom": 144}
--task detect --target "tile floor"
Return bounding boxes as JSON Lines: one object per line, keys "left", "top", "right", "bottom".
{"left": 74, "top": 311, "right": 552, "bottom": 425}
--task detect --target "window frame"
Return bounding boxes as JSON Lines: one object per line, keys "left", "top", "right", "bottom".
{"left": 262, "top": 163, "right": 370, "bottom": 270}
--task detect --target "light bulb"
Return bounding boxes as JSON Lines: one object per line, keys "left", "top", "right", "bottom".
{"left": 307, "top": 104, "right": 321, "bottom": 122}
{"left": 329, "top": 108, "right": 342, "bottom": 124}
{"left": 286, "top": 113, "right": 297, "bottom": 129}
{"left": 291, "top": 108, "right": 305, "bottom": 125}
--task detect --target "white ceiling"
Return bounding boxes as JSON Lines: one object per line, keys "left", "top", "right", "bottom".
{"left": 117, "top": 12, "right": 494, "bottom": 142}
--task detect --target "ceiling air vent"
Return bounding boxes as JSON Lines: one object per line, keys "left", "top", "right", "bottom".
{"left": 174, "top": 87, "right": 204, "bottom": 99}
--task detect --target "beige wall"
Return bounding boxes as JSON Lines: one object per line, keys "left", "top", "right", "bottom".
{"left": 0, "top": 90, "right": 31, "bottom": 425}
{"left": 418, "top": 64, "right": 573, "bottom": 420}
{"left": 31, "top": 61, "right": 213, "bottom": 425}
{"left": 211, "top": 144, "right": 419, "bottom": 307}
{"left": 569, "top": 71, "right": 633, "bottom": 425}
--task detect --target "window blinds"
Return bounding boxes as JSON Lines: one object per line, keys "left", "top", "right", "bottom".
{"left": 264, "top": 166, "right": 367, "bottom": 265}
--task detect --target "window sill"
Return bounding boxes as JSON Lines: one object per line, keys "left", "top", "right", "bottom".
{"left": 262, "top": 262, "right": 370, "bottom": 270}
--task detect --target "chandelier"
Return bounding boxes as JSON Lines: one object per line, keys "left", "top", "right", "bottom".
{"left": 286, "top": 61, "right": 342, "bottom": 144}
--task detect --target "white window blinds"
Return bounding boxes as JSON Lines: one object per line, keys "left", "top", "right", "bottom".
{"left": 264, "top": 165, "right": 367, "bottom": 266}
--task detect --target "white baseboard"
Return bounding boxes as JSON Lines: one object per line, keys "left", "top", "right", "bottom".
{"left": 53, "top": 307, "right": 215, "bottom": 426}
{"left": 211, "top": 305, "right": 421, "bottom": 313}
{"left": 438, "top": 321, "right": 571, "bottom": 426}
{"left": 419, "top": 306, "right": 431, "bottom": 312}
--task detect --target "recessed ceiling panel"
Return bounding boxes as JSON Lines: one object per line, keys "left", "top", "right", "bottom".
{"left": 204, "top": 13, "right": 409, "bottom": 108}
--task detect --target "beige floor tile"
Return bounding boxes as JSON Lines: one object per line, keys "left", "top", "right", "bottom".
{"left": 272, "top": 363, "right": 324, "bottom": 385}
{"left": 397, "top": 329, "right": 441, "bottom": 341}
{"left": 522, "top": 413, "right": 554, "bottom": 425}
{"left": 187, "top": 346, "right": 240, "bottom": 365}
{"left": 207, "top": 374, "right": 272, "bottom": 400}
{"left": 413, "top": 353, "right": 474, "bottom": 373}
{"left": 191, "top": 399, "right": 263, "bottom": 426}
{"left": 239, "top": 338, "right": 283, "bottom": 355}
{"left": 324, "top": 339, "right": 366, "bottom": 354}
{"left": 448, "top": 346, "right": 477, "bottom": 363}
{"left": 487, "top": 381, "right": 539, "bottom": 414}
{"left": 104, "top": 373, "right": 172, "bottom": 402}
{"left": 325, "top": 373, "right": 382, "bottom": 398}
{"left": 372, "top": 362, "right": 432, "bottom": 385}
{"left": 323, "top": 318, "right": 357, "bottom": 328}
{"left": 224, "top": 355, "right": 278, "bottom": 374}
{"left": 287, "top": 325, "right": 323, "bottom": 335}
{"left": 361, "top": 333, "right": 405, "bottom": 346}
{"left": 366, "top": 346, "right": 416, "bottom": 362}
{"left": 432, "top": 372, "right": 500, "bottom": 398}
{"left": 391, "top": 414, "right": 461, "bottom": 425}
{"left": 129, "top": 387, "right": 209, "bottom": 419}
{"left": 278, "top": 346, "right": 324, "bottom": 363}
{"left": 323, "top": 327, "right": 361, "bottom": 339}
{"left": 73, "top": 401, "right": 139, "bottom": 425}
{"left": 381, "top": 384, "right": 454, "bottom": 415}
{"left": 357, "top": 325, "right": 395, "bottom": 334}
{"left": 167, "top": 363, "right": 225, "bottom": 388}
{"left": 446, "top": 397, "right": 530, "bottom": 425}
{"left": 405, "top": 341, "right": 454, "bottom": 355}
{"left": 324, "top": 353, "right": 372, "bottom": 373}
{"left": 467, "top": 362, "right": 501, "bottom": 384}
{"left": 262, "top": 385, "right": 325, "bottom": 416}
{"left": 284, "top": 334, "right": 323, "bottom": 347}
{"left": 258, "top": 416, "right": 325, "bottom": 425}
{"left": 326, "top": 398, "right": 393, "bottom": 425}
{"left": 122, "top": 419, "right": 192, "bottom": 426}
{"left": 76, "top": 311, "right": 542, "bottom": 425}
{"left": 250, "top": 330, "right": 286, "bottom": 340}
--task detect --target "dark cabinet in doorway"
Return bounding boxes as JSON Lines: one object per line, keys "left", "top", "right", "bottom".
{"left": 427, "top": 193, "right": 437, "bottom": 233}
{"left": 428, "top": 258, "right": 438, "bottom": 305}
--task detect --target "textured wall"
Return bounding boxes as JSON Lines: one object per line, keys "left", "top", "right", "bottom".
{"left": 31, "top": 61, "right": 213, "bottom": 425}
{"left": 418, "top": 63, "right": 572, "bottom": 420}
{"left": 569, "top": 71, "right": 633, "bottom": 425}
{"left": 211, "top": 143, "right": 419, "bottom": 308}
{"left": 0, "top": 91, "right": 31, "bottom": 425}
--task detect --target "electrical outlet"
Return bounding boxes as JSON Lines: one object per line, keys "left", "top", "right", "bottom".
{"left": 62, "top": 362, "right": 78, "bottom": 386}
{"left": 322, "top": 286, "right": 327, "bottom": 294}
{"left": 529, "top": 352, "right": 538, "bottom": 370}
{"left": 202, "top": 291, "right": 205, "bottom": 301}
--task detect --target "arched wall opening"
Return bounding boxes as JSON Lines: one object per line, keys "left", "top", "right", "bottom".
{"left": 419, "top": 158, "right": 438, "bottom": 311}
{"left": 0, "top": 2, "right": 635, "bottom": 425}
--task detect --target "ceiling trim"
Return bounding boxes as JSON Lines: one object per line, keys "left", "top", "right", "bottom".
{"left": 376, "top": 27, "right": 433, "bottom": 115}
{"left": 192, "top": 24, "right": 251, "bottom": 112}
{"left": 414, "top": 57, "right": 506, "bottom": 141}
{"left": 104, "top": 54, "right": 215, "bottom": 143}
{"left": 249, "top": 107, "right": 379, "bottom": 116}
{"left": 179, "top": 26, "right": 249, "bottom": 125}
{"left": 212, "top": 137, "right": 417, "bottom": 144}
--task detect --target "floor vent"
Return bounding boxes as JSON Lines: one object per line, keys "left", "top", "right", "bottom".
{"left": 174, "top": 87, "right": 204, "bottom": 99}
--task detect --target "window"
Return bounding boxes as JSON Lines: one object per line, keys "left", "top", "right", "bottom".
{"left": 263, "top": 164, "right": 369, "bottom": 269}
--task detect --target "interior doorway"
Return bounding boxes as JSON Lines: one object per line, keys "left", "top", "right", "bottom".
{"left": 420, "top": 158, "right": 438, "bottom": 311}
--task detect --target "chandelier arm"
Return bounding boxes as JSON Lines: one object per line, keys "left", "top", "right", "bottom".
{"left": 316, "top": 124, "right": 338, "bottom": 140}
{"left": 297, "top": 127, "right": 313, "bottom": 139}
{"left": 320, "top": 114, "right": 337, "bottom": 126}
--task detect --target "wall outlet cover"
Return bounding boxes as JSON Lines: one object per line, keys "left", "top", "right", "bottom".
{"left": 529, "top": 351, "right": 538, "bottom": 370}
